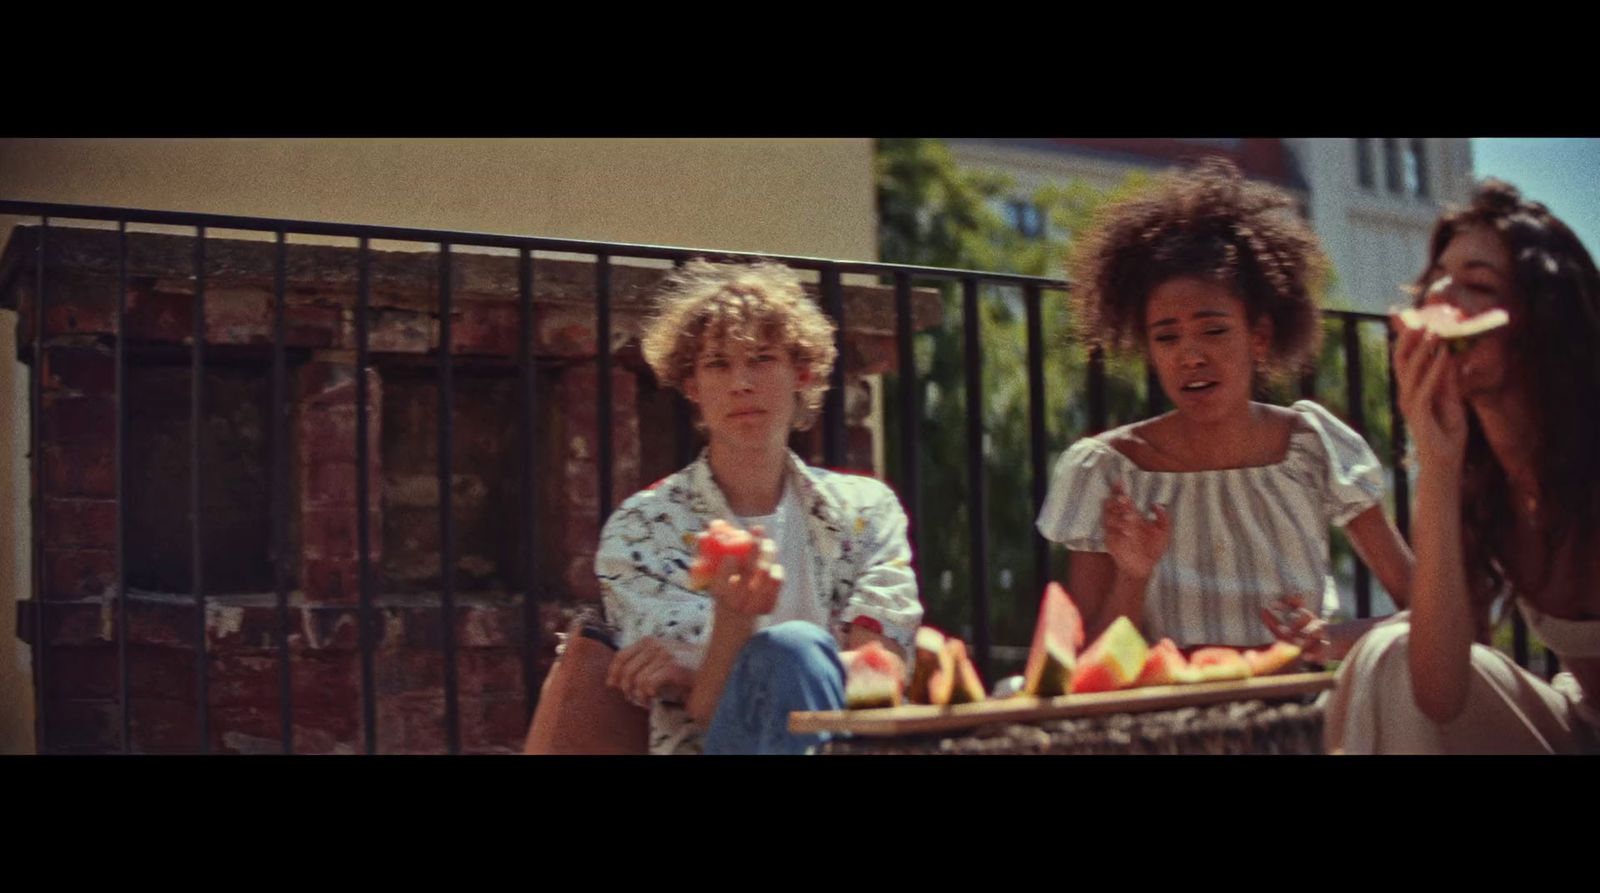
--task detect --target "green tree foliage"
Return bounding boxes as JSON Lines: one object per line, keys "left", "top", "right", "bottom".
{"left": 876, "top": 139, "right": 1151, "bottom": 667}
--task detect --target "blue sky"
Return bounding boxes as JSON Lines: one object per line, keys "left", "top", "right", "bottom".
{"left": 1471, "top": 138, "right": 1600, "bottom": 258}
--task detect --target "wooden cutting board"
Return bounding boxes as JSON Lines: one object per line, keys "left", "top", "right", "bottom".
{"left": 790, "top": 671, "right": 1335, "bottom": 737}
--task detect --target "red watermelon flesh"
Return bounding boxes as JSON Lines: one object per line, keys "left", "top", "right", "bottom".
{"left": 1069, "top": 616, "right": 1149, "bottom": 694}
{"left": 1396, "top": 304, "right": 1509, "bottom": 351}
{"left": 1135, "top": 638, "right": 1199, "bottom": 687}
{"left": 1189, "top": 647, "right": 1252, "bottom": 682}
{"left": 1243, "top": 641, "right": 1302, "bottom": 677}
{"left": 686, "top": 520, "right": 758, "bottom": 590}
{"left": 1067, "top": 660, "right": 1120, "bottom": 695}
{"left": 852, "top": 640, "right": 901, "bottom": 675}
{"left": 845, "top": 641, "right": 905, "bottom": 709}
{"left": 1023, "top": 583, "right": 1085, "bottom": 697}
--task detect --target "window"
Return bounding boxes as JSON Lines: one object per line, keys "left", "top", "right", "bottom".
{"left": 1007, "top": 199, "right": 1045, "bottom": 239}
{"left": 1383, "top": 138, "right": 1405, "bottom": 194}
{"left": 1355, "top": 138, "right": 1375, "bottom": 189}
{"left": 1406, "top": 139, "right": 1430, "bottom": 198}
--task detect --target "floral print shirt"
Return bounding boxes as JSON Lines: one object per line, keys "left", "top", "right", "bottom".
{"left": 596, "top": 450, "right": 923, "bottom": 755}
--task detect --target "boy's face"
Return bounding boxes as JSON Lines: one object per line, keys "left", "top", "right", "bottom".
{"left": 684, "top": 335, "right": 809, "bottom": 448}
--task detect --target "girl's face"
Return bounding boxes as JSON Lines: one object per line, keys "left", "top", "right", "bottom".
{"left": 1419, "top": 224, "right": 1518, "bottom": 400}
{"left": 1144, "top": 277, "right": 1270, "bottom": 424}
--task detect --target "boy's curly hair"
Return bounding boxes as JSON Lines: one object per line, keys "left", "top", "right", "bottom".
{"left": 640, "top": 259, "right": 837, "bottom": 430}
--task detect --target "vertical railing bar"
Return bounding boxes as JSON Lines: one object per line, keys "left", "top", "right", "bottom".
{"left": 438, "top": 242, "right": 461, "bottom": 755}
{"left": 31, "top": 218, "right": 48, "bottom": 754}
{"left": 116, "top": 221, "right": 130, "bottom": 753}
{"left": 519, "top": 247, "right": 541, "bottom": 723}
{"left": 962, "top": 277, "right": 990, "bottom": 678}
{"left": 671, "top": 257, "right": 694, "bottom": 469}
{"left": 1297, "top": 321, "right": 1319, "bottom": 402}
{"left": 1088, "top": 344, "right": 1108, "bottom": 434}
{"left": 356, "top": 237, "right": 377, "bottom": 755}
{"left": 1343, "top": 317, "right": 1371, "bottom": 619}
{"left": 1341, "top": 316, "right": 1368, "bottom": 436}
{"left": 821, "top": 265, "right": 847, "bottom": 468}
{"left": 893, "top": 272, "right": 922, "bottom": 583}
{"left": 272, "top": 231, "right": 292, "bottom": 754}
{"left": 596, "top": 254, "right": 614, "bottom": 520}
{"left": 1387, "top": 325, "right": 1409, "bottom": 542}
{"left": 192, "top": 225, "right": 209, "bottom": 753}
{"left": 1025, "top": 284, "right": 1049, "bottom": 600}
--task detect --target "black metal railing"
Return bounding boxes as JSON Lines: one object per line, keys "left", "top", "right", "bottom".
{"left": 0, "top": 198, "right": 1543, "bottom": 753}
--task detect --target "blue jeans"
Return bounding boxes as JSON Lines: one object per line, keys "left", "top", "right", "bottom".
{"left": 703, "top": 620, "right": 846, "bottom": 755}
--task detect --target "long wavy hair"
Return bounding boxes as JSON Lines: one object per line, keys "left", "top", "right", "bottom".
{"left": 1415, "top": 180, "right": 1600, "bottom": 624}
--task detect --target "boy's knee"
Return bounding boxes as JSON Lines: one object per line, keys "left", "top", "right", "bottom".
{"left": 743, "top": 621, "right": 836, "bottom": 666}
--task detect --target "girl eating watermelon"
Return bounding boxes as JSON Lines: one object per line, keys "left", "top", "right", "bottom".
{"left": 595, "top": 259, "right": 922, "bottom": 755}
{"left": 1036, "top": 159, "right": 1414, "bottom": 659}
{"left": 1324, "top": 180, "right": 1600, "bottom": 753}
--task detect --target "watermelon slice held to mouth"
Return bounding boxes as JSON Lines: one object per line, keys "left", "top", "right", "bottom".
{"left": 1395, "top": 305, "right": 1509, "bottom": 352}
{"left": 686, "top": 519, "right": 757, "bottom": 590}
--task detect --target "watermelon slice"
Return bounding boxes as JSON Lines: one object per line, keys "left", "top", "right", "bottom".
{"left": 1068, "top": 616, "right": 1150, "bottom": 694}
{"left": 908, "top": 626, "right": 947, "bottom": 704}
{"left": 1135, "top": 638, "right": 1199, "bottom": 687}
{"left": 1396, "top": 304, "right": 1509, "bottom": 352}
{"left": 1242, "top": 641, "right": 1302, "bottom": 677}
{"left": 845, "top": 641, "right": 905, "bottom": 709}
{"left": 686, "top": 519, "right": 757, "bottom": 590}
{"left": 928, "top": 638, "right": 986, "bottom": 706}
{"left": 925, "top": 642, "right": 956, "bottom": 706}
{"left": 1022, "top": 583, "right": 1085, "bottom": 698}
{"left": 1189, "top": 646, "right": 1252, "bottom": 683}
{"left": 948, "top": 640, "right": 987, "bottom": 705}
